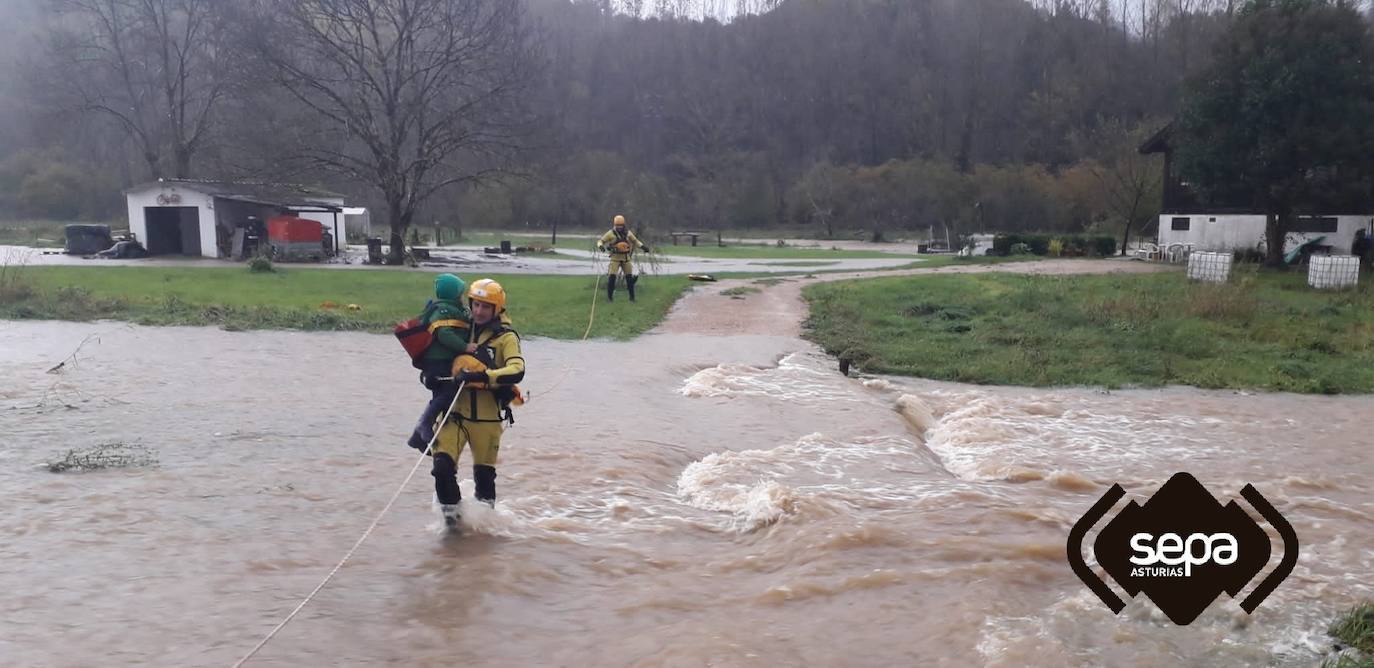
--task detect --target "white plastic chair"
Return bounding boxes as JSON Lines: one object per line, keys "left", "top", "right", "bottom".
{"left": 1133, "top": 242, "right": 1161, "bottom": 261}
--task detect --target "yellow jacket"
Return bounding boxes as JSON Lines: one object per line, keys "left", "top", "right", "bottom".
{"left": 451, "top": 321, "right": 524, "bottom": 423}
{"left": 598, "top": 229, "right": 644, "bottom": 258}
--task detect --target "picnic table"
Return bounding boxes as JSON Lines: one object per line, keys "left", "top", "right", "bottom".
{"left": 670, "top": 231, "right": 705, "bottom": 246}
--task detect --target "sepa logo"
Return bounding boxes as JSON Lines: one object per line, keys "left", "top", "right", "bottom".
{"left": 1068, "top": 472, "right": 1298, "bottom": 625}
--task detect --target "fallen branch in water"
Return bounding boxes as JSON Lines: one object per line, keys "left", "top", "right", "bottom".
{"left": 47, "top": 442, "right": 158, "bottom": 473}
{"left": 47, "top": 333, "right": 101, "bottom": 374}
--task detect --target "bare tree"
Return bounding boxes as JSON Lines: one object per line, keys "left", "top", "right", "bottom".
{"left": 42, "top": 0, "right": 231, "bottom": 179}
{"left": 1090, "top": 126, "right": 1162, "bottom": 255}
{"left": 247, "top": 0, "right": 537, "bottom": 262}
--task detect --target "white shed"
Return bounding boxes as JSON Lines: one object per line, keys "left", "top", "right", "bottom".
{"left": 1157, "top": 213, "right": 1374, "bottom": 255}
{"left": 124, "top": 179, "right": 349, "bottom": 258}
{"left": 1140, "top": 125, "right": 1374, "bottom": 256}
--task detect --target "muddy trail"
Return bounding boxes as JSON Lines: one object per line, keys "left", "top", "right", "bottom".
{"left": 1, "top": 259, "right": 1369, "bottom": 667}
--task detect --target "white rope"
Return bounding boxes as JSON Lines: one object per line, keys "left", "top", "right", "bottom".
{"left": 236, "top": 242, "right": 634, "bottom": 662}
{"left": 528, "top": 249, "right": 604, "bottom": 402}
{"left": 231, "top": 381, "right": 466, "bottom": 667}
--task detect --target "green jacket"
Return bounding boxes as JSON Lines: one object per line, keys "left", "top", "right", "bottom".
{"left": 421, "top": 299, "right": 471, "bottom": 362}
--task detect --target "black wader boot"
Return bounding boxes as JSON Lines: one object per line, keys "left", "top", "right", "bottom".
{"left": 474, "top": 465, "right": 497, "bottom": 507}
{"left": 606, "top": 274, "right": 617, "bottom": 302}
{"left": 626, "top": 274, "right": 638, "bottom": 302}
{"left": 432, "top": 453, "right": 461, "bottom": 526}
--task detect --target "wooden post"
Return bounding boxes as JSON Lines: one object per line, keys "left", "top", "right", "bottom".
{"left": 551, "top": 220, "right": 558, "bottom": 245}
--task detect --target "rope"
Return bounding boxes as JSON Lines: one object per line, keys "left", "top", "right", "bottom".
{"left": 231, "top": 381, "right": 467, "bottom": 667}
{"left": 529, "top": 249, "right": 604, "bottom": 401}
{"left": 234, "top": 241, "right": 643, "bottom": 662}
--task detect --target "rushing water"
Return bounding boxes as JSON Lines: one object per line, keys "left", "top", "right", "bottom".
{"left": 2, "top": 319, "right": 1370, "bottom": 667}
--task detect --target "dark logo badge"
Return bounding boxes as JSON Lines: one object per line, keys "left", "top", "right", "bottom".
{"left": 1068, "top": 472, "right": 1299, "bottom": 625}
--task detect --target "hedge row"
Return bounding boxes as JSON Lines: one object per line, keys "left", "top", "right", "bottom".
{"left": 991, "top": 234, "right": 1118, "bottom": 257}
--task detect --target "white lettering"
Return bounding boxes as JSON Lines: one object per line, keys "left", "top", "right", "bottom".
{"left": 1211, "top": 534, "right": 1238, "bottom": 566}
{"left": 1127, "top": 532, "right": 1239, "bottom": 577}
{"left": 1129, "top": 533, "right": 1155, "bottom": 565}
{"left": 1157, "top": 533, "right": 1185, "bottom": 567}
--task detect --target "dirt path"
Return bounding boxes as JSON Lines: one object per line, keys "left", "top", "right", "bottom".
{"left": 654, "top": 258, "right": 1177, "bottom": 338}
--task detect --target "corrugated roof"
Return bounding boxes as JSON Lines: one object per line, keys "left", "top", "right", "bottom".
{"left": 126, "top": 179, "right": 345, "bottom": 210}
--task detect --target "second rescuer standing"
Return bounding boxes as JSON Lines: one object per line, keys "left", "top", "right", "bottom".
{"left": 596, "top": 214, "right": 650, "bottom": 302}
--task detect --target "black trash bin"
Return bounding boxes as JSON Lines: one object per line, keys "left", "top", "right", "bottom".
{"left": 366, "top": 237, "right": 384, "bottom": 264}
{"left": 500, "top": 240, "right": 512, "bottom": 254}
{"left": 64, "top": 224, "right": 113, "bottom": 255}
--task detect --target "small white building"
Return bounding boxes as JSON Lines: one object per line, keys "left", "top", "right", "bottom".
{"left": 124, "top": 179, "right": 350, "bottom": 258}
{"left": 1155, "top": 213, "right": 1373, "bottom": 255}
{"left": 1140, "top": 125, "right": 1374, "bottom": 255}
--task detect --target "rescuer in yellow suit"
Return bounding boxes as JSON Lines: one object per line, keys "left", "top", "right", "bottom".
{"left": 431, "top": 278, "right": 525, "bottom": 526}
{"left": 596, "top": 214, "right": 650, "bottom": 302}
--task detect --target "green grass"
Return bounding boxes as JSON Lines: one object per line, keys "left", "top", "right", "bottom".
{"left": 442, "top": 232, "right": 567, "bottom": 248}
{"left": 1324, "top": 656, "right": 1374, "bottom": 668}
{"left": 872, "top": 254, "right": 1048, "bottom": 271}
{"left": 0, "top": 220, "right": 88, "bottom": 248}
{"left": 803, "top": 266, "right": 1374, "bottom": 393}
{"left": 654, "top": 244, "right": 918, "bottom": 260}
{"left": 1325, "top": 603, "right": 1374, "bottom": 668}
{"left": 404, "top": 229, "right": 922, "bottom": 260}
{"left": 745, "top": 260, "right": 839, "bottom": 267}
{"left": 0, "top": 265, "right": 689, "bottom": 340}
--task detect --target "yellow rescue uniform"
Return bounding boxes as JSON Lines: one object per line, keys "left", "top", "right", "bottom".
{"left": 434, "top": 322, "right": 524, "bottom": 467}
{"left": 598, "top": 228, "right": 644, "bottom": 277}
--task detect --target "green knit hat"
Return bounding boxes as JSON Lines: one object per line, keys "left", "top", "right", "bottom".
{"left": 434, "top": 273, "right": 465, "bottom": 300}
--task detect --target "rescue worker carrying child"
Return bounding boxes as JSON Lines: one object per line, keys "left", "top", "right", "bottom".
{"left": 431, "top": 278, "right": 525, "bottom": 526}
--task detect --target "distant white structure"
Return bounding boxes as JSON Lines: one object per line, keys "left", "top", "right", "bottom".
{"left": 1140, "top": 124, "right": 1374, "bottom": 255}
{"left": 342, "top": 207, "right": 371, "bottom": 240}
{"left": 1156, "top": 213, "right": 1372, "bottom": 256}
{"left": 124, "top": 179, "right": 347, "bottom": 258}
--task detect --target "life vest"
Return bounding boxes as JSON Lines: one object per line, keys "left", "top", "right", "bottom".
{"left": 608, "top": 229, "right": 634, "bottom": 255}
{"left": 450, "top": 322, "right": 524, "bottom": 424}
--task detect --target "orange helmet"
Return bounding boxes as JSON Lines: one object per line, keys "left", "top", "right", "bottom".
{"left": 467, "top": 278, "right": 507, "bottom": 312}
{"left": 613, "top": 214, "right": 626, "bottom": 228}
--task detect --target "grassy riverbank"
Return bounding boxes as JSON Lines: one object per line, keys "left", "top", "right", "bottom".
{"left": 804, "top": 268, "right": 1374, "bottom": 393}
{"left": 0, "top": 265, "right": 690, "bottom": 340}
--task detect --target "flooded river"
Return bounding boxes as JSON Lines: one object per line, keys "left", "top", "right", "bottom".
{"left": 2, "top": 277, "right": 1371, "bottom": 666}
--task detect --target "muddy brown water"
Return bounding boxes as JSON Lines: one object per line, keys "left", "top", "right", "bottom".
{"left": 2, "top": 261, "right": 1371, "bottom": 666}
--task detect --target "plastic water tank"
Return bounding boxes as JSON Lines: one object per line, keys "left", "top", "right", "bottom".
{"left": 1308, "top": 254, "right": 1360, "bottom": 289}
{"left": 1187, "top": 251, "right": 1232, "bottom": 283}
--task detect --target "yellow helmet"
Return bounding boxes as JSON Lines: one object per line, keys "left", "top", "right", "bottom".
{"left": 467, "top": 278, "right": 507, "bottom": 312}
{"left": 613, "top": 214, "right": 626, "bottom": 228}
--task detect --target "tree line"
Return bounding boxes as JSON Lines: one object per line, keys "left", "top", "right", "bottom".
{"left": 0, "top": 0, "right": 1361, "bottom": 256}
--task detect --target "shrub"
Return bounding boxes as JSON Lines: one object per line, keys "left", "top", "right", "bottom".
{"left": 992, "top": 234, "right": 1117, "bottom": 257}
{"left": 248, "top": 256, "right": 274, "bottom": 273}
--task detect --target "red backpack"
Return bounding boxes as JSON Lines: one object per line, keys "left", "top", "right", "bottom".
{"left": 394, "top": 317, "right": 433, "bottom": 369}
